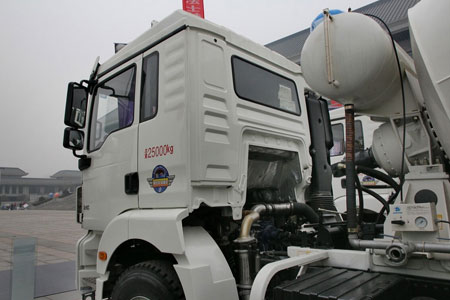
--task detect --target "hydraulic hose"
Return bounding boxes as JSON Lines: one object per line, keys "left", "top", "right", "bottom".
{"left": 355, "top": 176, "right": 364, "bottom": 225}
{"left": 355, "top": 165, "right": 400, "bottom": 224}
{"left": 291, "top": 202, "right": 320, "bottom": 224}
{"left": 376, "top": 189, "right": 400, "bottom": 224}
{"left": 360, "top": 186, "right": 390, "bottom": 214}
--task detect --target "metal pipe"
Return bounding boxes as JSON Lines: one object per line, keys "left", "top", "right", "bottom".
{"left": 345, "top": 104, "right": 358, "bottom": 233}
{"left": 237, "top": 211, "right": 262, "bottom": 243}
{"left": 323, "top": 9, "right": 334, "bottom": 85}
{"left": 234, "top": 202, "right": 320, "bottom": 297}
{"left": 411, "top": 241, "right": 450, "bottom": 253}
{"left": 235, "top": 203, "right": 319, "bottom": 244}
{"left": 349, "top": 234, "right": 450, "bottom": 254}
{"left": 235, "top": 249, "right": 253, "bottom": 287}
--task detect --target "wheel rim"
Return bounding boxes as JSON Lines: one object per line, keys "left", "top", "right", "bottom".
{"left": 130, "top": 297, "right": 151, "bottom": 300}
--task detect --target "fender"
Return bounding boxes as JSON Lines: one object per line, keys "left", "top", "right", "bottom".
{"left": 174, "top": 227, "right": 239, "bottom": 300}
{"left": 96, "top": 209, "right": 238, "bottom": 300}
{"left": 96, "top": 208, "right": 188, "bottom": 275}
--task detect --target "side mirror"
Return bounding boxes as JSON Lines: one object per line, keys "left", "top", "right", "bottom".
{"left": 64, "top": 82, "right": 88, "bottom": 128}
{"left": 63, "top": 127, "right": 84, "bottom": 150}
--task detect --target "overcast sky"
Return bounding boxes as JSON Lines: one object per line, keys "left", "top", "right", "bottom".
{"left": 0, "top": 0, "right": 374, "bottom": 178}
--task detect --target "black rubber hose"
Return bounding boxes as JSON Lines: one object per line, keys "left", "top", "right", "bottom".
{"left": 292, "top": 203, "right": 320, "bottom": 224}
{"left": 355, "top": 176, "right": 364, "bottom": 225}
{"left": 387, "top": 188, "right": 401, "bottom": 206}
{"left": 356, "top": 165, "right": 400, "bottom": 192}
{"left": 360, "top": 186, "right": 390, "bottom": 215}
{"left": 376, "top": 189, "right": 400, "bottom": 224}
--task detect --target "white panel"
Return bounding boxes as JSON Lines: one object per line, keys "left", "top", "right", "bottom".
{"left": 204, "top": 129, "right": 229, "bottom": 144}
{"left": 128, "top": 209, "right": 188, "bottom": 254}
{"left": 204, "top": 111, "right": 229, "bottom": 128}
{"left": 174, "top": 227, "right": 239, "bottom": 300}
{"left": 193, "top": 32, "right": 239, "bottom": 183}
{"left": 203, "top": 94, "right": 228, "bottom": 112}
{"left": 205, "top": 165, "right": 232, "bottom": 180}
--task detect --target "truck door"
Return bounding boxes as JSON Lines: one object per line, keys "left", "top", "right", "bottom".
{"left": 137, "top": 42, "right": 189, "bottom": 209}
{"left": 82, "top": 57, "right": 141, "bottom": 231}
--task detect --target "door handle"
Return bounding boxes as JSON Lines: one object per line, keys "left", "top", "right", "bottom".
{"left": 124, "top": 172, "right": 139, "bottom": 195}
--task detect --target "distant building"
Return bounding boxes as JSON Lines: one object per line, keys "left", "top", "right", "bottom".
{"left": 266, "top": 0, "right": 420, "bottom": 64}
{"left": 0, "top": 167, "right": 81, "bottom": 204}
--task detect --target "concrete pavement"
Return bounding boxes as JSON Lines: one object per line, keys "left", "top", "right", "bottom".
{"left": 35, "top": 290, "right": 82, "bottom": 300}
{"left": 0, "top": 210, "right": 86, "bottom": 299}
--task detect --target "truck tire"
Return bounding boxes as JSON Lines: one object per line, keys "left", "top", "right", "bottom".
{"left": 111, "top": 260, "right": 185, "bottom": 300}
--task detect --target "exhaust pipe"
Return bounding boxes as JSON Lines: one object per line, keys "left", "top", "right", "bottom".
{"left": 233, "top": 202, "right": 319, "bottom": 299}
{"left": 235, "top": 203, "right": 320, "bottom": 243}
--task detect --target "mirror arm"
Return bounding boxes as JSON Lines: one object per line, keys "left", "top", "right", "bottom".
{"left": 72, "top": 150, "right": 91, "bottom": 171}
{"left": 79, "top": 79, "right": 97, "bottom": 95}
{"left": 72, "top": 149, "right": 87, "bottom": 159}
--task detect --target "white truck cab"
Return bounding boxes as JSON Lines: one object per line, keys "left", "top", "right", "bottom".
{"left": 64, "top": 10, "right": 319, "bottom": 300}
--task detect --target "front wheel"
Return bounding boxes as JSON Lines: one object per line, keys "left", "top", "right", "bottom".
{"left": 111, "top": 260, "right": 185, "bottom": 300}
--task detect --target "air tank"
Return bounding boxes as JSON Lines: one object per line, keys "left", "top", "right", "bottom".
{"left": 301, "top": 12, "right": 398, "bottom": 110}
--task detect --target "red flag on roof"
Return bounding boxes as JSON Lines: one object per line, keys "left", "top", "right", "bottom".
{"left": 183, "top": 0, "right": 204, "bottom": 18}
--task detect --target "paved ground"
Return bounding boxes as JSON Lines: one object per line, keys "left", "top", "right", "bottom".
{"left": 0, "top": 210, "right": 84, "bottom": 271}
{"left": 0, "top": 210, "right": 86, "bottom": 299}
{"left": 35, "top": 290, "right": 82, "bottom": 300}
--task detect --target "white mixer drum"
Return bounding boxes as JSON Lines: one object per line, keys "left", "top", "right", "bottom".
{"left": 301, "top": 12, "right": 398, "bottom": 110}
{"left": 409, "top": 0, "right": 450, "bottom": 159}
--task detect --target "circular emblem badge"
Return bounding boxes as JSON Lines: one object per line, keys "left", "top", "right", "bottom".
{"left": 148, "top": 165, "right": 175, "bottom": 193}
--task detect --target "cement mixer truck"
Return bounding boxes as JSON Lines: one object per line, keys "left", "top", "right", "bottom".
{"left": 63, "top": 0, "right": 450, "bottom": 299}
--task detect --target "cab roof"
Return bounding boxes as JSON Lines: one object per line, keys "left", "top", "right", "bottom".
{"left": 97, "top": 10, "right": 301, "bottom": 78}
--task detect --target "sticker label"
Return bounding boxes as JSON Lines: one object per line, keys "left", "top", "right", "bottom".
{"left": 278, "top": 84, "right": 295, "bottom": 112}
{"left": 406, "top": 204, "right": 430, "bottom": 215}
{"left": 147, "top": 165, "right": 175, "bottom": 193}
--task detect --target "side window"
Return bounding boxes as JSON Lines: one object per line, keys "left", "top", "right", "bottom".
{"left": 355, "top": 120, "right": 364, "bottom": 152}
{"left": 330, "top": 123, "right": 344, "bottom": 156}
{"left": 330, "top": 120, "right": 364, "bottom": 157}
{"left": 141, "top": 52, "right": 159, "bottom": 122}
{"left": 232, "top": 56, "right": 301, "bottom": 115}
{"left": 89, "top": 66, "right": 136, "bottom": 151}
